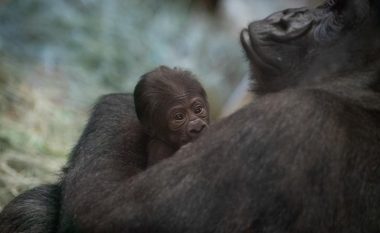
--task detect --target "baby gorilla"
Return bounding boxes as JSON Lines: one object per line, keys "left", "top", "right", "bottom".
{"left": 134, "top": 66, "right": 210, "bottom": 166}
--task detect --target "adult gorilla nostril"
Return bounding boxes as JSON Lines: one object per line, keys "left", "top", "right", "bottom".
{"left": 274, "top": 18, "right": 289, "bottom": 30}
{"left": 282, "top": 9, "right": 290, "bottom": 15}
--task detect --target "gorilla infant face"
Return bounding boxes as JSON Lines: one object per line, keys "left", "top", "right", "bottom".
{"left": 134, "top": 66, "right": 210, "bottom": 149}
{"left": 165, "top": 95, "right": 209, "bottom": 147}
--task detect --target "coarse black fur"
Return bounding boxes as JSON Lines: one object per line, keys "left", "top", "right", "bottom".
{"left": 1, "top": 0, "right": 380, "bottom": 232}
{"left": 62, "top": 93, "right": 148, "bottom": 177}
{"left": 0, "top": 185, "right": 60, "bottom": 233}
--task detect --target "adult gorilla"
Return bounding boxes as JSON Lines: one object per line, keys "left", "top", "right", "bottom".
{"left": 2, "top": 0, "right": 380, "bottom": 232}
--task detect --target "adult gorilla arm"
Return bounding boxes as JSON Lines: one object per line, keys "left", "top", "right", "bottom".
{"left": 0, "top": 185, "right": 60, "bottom": 233}
{"left": 60, "top": 88, "right": 380, "bottom": 233}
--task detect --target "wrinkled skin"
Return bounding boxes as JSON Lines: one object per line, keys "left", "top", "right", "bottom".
{"left": 1, "top": 0, "right": 380, "bottom": 232}
{"left": 133, "top": 66, "right": 210, "bottom": 166}
{"left": 164, "top": 95, "right": 209, "bottom": 148}
{"left": 241, "top": 0, "right": 380, "bottom": 94}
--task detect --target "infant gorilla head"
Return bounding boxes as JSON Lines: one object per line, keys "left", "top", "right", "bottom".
{"left": 134, "top": 66, "right": 210, "bottom": 166}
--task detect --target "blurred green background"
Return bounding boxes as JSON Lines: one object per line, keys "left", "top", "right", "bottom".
{"left": 0, "top": 0, "right": 321, "bottom": 210}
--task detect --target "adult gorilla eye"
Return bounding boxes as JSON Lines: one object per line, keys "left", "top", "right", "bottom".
{"left": 274, "top": 18, "right": 289, "bottom": 31}
{"left": 327, "top": 0, "right": 336, "bottom": 6}
{"left": 175, "top": 113, "right": 184, "bottom": 120}
{"left": 325, "top": 0, "right": 344, "bottom": 11}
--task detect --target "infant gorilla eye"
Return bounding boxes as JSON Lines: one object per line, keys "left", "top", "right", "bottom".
{"left": 194, "top": 106, "right": 203, "bottom": 114}
{"left": 174, "top": 112, "right": 185, "bottom": 120}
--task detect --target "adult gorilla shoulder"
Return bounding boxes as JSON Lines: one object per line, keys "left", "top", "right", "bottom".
{"left": 60, "top": 0, "right": 380, "bottom": 232}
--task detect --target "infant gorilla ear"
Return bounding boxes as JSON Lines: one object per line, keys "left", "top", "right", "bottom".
{"left": 134, "top": 66, "right": 210, "bottom": 166}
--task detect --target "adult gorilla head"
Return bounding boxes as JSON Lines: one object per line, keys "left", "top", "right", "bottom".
{"left": 241, "top": 0, "right": 380, "bottom": 94}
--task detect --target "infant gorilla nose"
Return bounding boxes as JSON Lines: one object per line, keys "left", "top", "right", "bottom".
{"left": 188, "top": 120, "right": 207, "bottom": 138}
